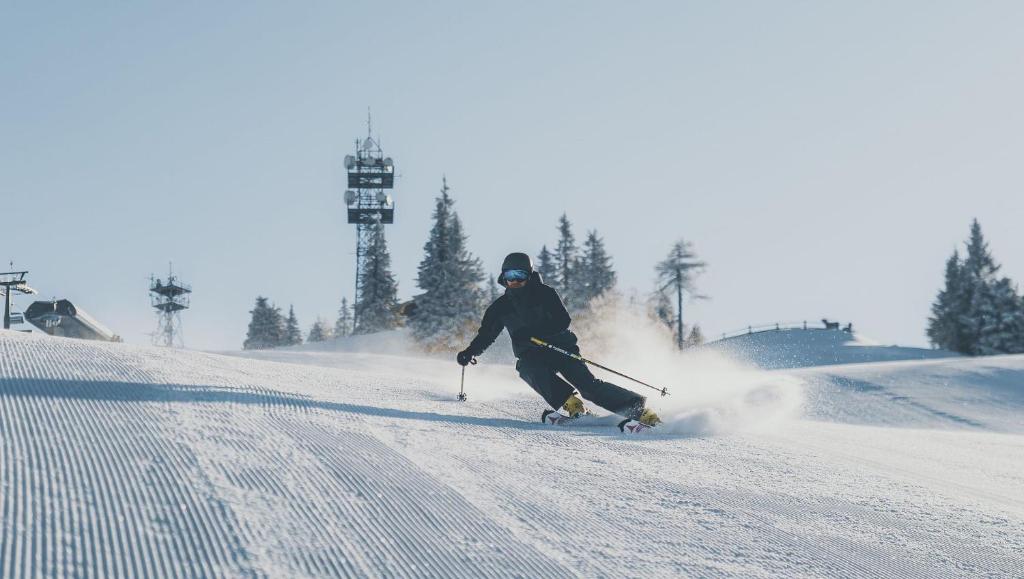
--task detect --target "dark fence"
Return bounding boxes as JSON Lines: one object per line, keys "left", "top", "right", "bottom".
{"left": 712, "top": 319, "right": 852, "bottom": 343}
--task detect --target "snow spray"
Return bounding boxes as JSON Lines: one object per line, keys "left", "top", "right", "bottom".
{"left": 570, "top": 295, "right": 805, "bottom": 436}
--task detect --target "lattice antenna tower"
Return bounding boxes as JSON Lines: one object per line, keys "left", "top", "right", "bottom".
{"left": 342, "top": 111, "right": 395, "bottom": 328}
{"left": 149, "top": 263, "right": 191, "bottom": 347}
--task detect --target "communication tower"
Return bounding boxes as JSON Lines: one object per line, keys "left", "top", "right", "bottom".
{"left": 149, "top": 264, "right": 191, "bottom": 347}
{"left": 342, "top": 112, "right": 395, "bottom": 327}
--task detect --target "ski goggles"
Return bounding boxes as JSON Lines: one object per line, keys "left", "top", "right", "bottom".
{"left": 502, "top": 269, "right": 530, "bottom": 282}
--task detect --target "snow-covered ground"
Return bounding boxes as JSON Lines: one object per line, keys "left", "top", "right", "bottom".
{"left": 2, "top": 328, "right": 1023, "bottom": 577}
{"left": 707, "top": 327, "right": 959, "bottom": 369}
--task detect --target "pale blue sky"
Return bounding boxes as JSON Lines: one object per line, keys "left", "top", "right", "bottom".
{"left": 3, "top": 1, "right": 1023, "bottom": 350}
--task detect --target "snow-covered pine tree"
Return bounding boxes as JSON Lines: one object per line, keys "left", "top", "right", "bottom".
{"left": 976, "top": 277, "right": 1024, "bottom": 355}
{"left": 959, "top": 219, "right": 1004, "bottom": 355}
{"left": 269, "top": 303, "right": 286, "bottom": 347}
{"left": 409, "top": 178, "right": 487, "bottom": 351}
{"left": 926, "top": 251, "right": 968, "bottom": 351}
{"left": 554, "top": 214, "right": 581, "bottom": 309}
{"left": 931, "top": 219, "right": 1024, "bottom": 355}
{"left": 488, "top": 275, "right": 501, "bottom": 303}
{"left": 334, "top": 297, "right": 352, "bottom": 338}
{"left": 284, "top": 305, "right": 303, "bottom": 346}
{"left": 307, "top": 317, "right": 329, "bottom": 342}
{"left": 1017, "top": 292, "right": 1024, "bottom": 353}
{"left": 554, "top": 214, "right": 577, "bottom": 295}
{"left": 1018, "top": 292, "right": 1024, "bottom": 352}
{"left": 354, "top": 220, "right": 401, "bottom": 334}
{"left": 243, "top": 296, "right": 285, "bottom": 350}
{"left": 575, "top": 230, "right": 616, "bottom": 309}
{"left": 656, "top": 240, "right": 707, "bottom": 350}
{"left": 686, "top": 324, "right": 705, "bottom": 347}
{"left": 649, "top": 290, "right": 675, "bottom": 332}
{"left": 536, "top": 245, "right": 558, "bottom": 287}
{"left": 963, "top": 219, "right": 999, "bottom": 279}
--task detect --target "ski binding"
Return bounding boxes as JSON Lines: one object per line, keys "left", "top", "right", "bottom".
{"left": 541, "top": 409, "right": 587, "bottom": 426}
{"left": 617, "top": 419, "right": 654, "bottom": 434}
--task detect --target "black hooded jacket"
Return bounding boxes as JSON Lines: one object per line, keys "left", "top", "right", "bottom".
{"left": 466, "top": 272, "right": 577, "bottom": 359}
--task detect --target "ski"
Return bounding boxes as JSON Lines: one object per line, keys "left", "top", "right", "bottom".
{"left": 541, "top": 409, "right": 587, "bottom": 426}
{"left": 542, "top": 409, "right": 655, "bottom": 433}
{"left": 617, "top": 418, "right": 655, "bottom": 434}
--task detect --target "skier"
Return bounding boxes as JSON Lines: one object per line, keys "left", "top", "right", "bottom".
{"left": 457, "top": 252, "right": 661, "bottom": 426}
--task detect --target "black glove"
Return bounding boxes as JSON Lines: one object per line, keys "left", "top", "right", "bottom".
{"left": 456, "top": 349, "right": 475, "bottom": 366}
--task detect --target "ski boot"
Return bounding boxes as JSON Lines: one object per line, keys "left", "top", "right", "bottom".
{"left": 636, "top": 408, "right": 662, "bottom": 426}
{"left": 561, "top": 394, "right": 590, "bottom": 418}
{"left": 618, "top": 407, "right": 661, "bottom": 434}
{"left": 541, "top": 395, "right": 591, "bottom": 426}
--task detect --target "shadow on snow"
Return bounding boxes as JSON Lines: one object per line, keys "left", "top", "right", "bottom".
{"left": 0, "top": 377, "right": 580, "bottom": 432}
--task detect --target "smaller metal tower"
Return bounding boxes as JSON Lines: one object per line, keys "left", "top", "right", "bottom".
{"left": 1, "top": 269, "right": 37, "bottom": 330}
{"left": 149, "top": 264, "right": 191, "bottom": 347}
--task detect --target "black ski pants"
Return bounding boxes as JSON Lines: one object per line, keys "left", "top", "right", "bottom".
{"left": 516, "top": 347, "right": 645, "bottom": 417}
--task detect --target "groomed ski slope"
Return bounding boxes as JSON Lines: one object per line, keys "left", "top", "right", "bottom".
{"left": 2, "top": 329, "right": 1023, "bottom": 577}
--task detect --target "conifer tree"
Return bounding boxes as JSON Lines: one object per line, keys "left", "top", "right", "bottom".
{"left": 307, "top": 317, "right": 329, "bottom": 343}
{"left": 554, "top": 214, "right": 579, "bottom": 300}
{"left": 686, "top": 324, "right": 705, "bottom": 347}
{"left": 354, "top": 220, "right": 401, "bottom": 334}
{"left": 927, "top": 251, "right": 968, "bottom": 351}
{"left": 656, "top": 240, "right": 707, "bottom": 350}
{"left": 928, "top": 219, "right": 1024, "bottom": 355}
{"left": 243, "top": 296, "right": 285, "bottom": 350}
{"left": 488, "top": 275, "right": 501, "bottom": 303}
{"left": 960, "top": 219, "right": 1003, "bottom": 353}
{"left": 976, "top": 278, "right": 1024, "bottom": 355}
{"left": 536, "top": 245, "right": 558, "bottom": 287}
{"left": 284, "top": 305, "right": 303, "bottom": 346}
{"left": 334, "top": 297, "right": 352, "bottom": 338}
{"left": 574, "top": 230, "right": 616, "bottom": 308}
{"left": 269, "top": 302, "right": 286, "bottom": 346}
{"left": 409, "top": 177, "right": 487, "bottom": 351}
{"left": 649, "top": 290, "right": 675, "bottom": 332}
{"left": 963, "top": 219, "right": 1000, "bottom": 280}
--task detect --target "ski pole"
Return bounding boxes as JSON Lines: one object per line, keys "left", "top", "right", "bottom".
{"left": 457, "top": 357, "right": 476, "bottom": 401}
{"left": 529, "top": 337, "right": 669, "bottom": 397}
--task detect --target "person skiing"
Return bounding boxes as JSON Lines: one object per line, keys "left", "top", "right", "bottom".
{"left": 457, "top": 252, "right": 661, "bottom": 426}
